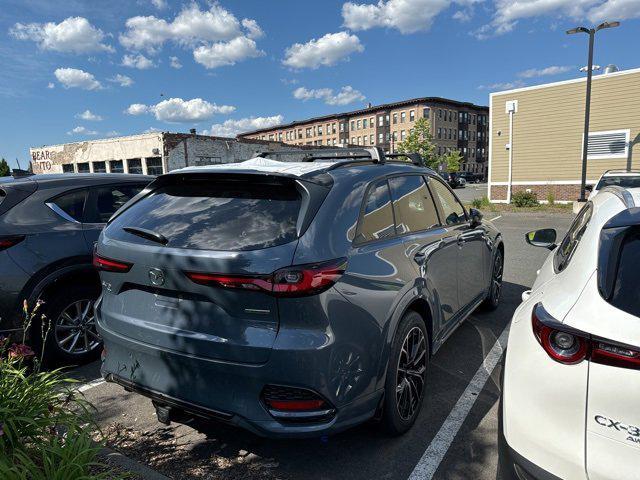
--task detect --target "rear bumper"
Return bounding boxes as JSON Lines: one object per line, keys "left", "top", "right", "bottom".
{"left": 98, "top": 314, "right": 382, "bottom": 438}
{"left": 498, "top": 423, "right": 562, "bottom": 480}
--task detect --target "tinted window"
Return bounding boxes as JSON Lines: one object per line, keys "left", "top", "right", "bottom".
{"left": 77, "top": 163, "right": 90, "bottom": 173}
{"left": 596, "top": 175, "right": 640, "bottom": 190}
{"left": 128, "top": 159, "right": 143, "bottom": 175}
{"left": 110, "top": 160, "right": 124, "bottom": 173}
{"left": 85, "top": 185, "right": 144, "bottom": 223}
{"left": 52, "top": 189, "right": 86, "bottom": 222}
{"left": 108, "top": 180, "right": 302, "bottom": 251}
{"left": 554, "top": 202, "right": 592, "bottom": 272}
{"left": 146, "top": 157, "right": 163, "bottom": 176}
{"left": 609, "top": 230, "right": 640, "bottom": 317}
{"left": 93, "top": 162, "right": 106, "bottom": 173}
{"left": 356, "top": 180, "right": 395, "bottom": 243}
{"left": 62, "top": 164, "right": 75, "bottom": 173}
{"left": 429, "top": 179, "right": 466, "bottom": 225}
{"left": 388, "top": 176, "right": 439, "bottom": 234}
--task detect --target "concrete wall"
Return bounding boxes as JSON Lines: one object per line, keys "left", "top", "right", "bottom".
{"left": 489, "top": 68, "right": 640, "bottom": 202}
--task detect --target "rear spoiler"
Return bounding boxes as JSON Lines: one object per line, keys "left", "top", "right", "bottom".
{"left": 598, "top": 206, "right": 640, "bottom": 300}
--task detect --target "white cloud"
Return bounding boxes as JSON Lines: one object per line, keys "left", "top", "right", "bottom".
{"left": 108, "top": 74, "right": 134, "bottom": 87}
{"left": 105, "top": 130, "right": 120, "bottom": 137}
{"left": 453, "top": 9, "right": 473, "bottom": 22}
{"left": 122, "top": 54, "right": 156, "bottom": 69}
{"left": 125, "top": 98, "right": 236, "bottom": 123}
{"left": 54, "top": 68, "right": 102, "bottom": 90}
{"left": 193, "top": 36, "right": 264, "bottom": 69}
{"left": 67, "top": 126, "right": 98, "bottom": 136}
{"left": 293, "top": 86, "right": 366, "bottom": 105}
{"left": 342, "top": 0, "right": 480, "bottom": 33}
{"left": 144, "top": 126, "right": 163, "bottom": 133}
{"left": 119, "top": 3, "right": 260, "bottom": 53}
{"left": 76, "top": 109, "right": 102, "bottom": 121}
{"left": 10, "top": 17, "right": 114, "bottom": 54}
{"left": 477, "top": 79, "right": 526, "bottom": 90}
{"left": 475, "top": 0, "right": 640, "bottom": 39}
{"left": 518, "top": 65, "right": 574, "bottom": 78}
{"left": 150, "top": 0, "right": 167, "bottom": 9}
{"left": 203, "top": 115, "right": 284, "bottom": 137}
{"left": 169, "top": 56, "right": 182, "bottom": 68}
{"left": 241, "top": 18, "right": 264, "bottom": 39}
{"left": 283, "top": 32, "right": 364, "bottom": 69}
{"left": 47, "top": 82, "right": 55, "bottom": 89}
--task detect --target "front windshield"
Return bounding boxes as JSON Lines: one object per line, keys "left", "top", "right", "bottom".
{"left": 596, "top": 175, "right": 640, "bottom": 190}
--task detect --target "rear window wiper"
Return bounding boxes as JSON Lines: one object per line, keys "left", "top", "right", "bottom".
{"left": 122, "top": 226, "right": 168, "bottom": 245}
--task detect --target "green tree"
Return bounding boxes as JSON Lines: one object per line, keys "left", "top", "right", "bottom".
{"left": 396, "top": 118, "right": 437, "bottom": 168}
{"left": 0, "top": 158, "right": 10, "bottom": 177}
{"left": 439, "top": 149, "right": 462, "bottom": 173}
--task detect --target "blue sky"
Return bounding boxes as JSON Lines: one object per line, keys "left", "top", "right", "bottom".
{"left": 1, "top": 0, "right": 639, "bottom": 169}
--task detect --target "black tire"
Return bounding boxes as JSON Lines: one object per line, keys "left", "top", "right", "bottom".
{"left": 381, "top": 311, "right": 429, "bottom": 436}
{"left": 482, "top": 248, "right": 503, "bottom": 311}
{"left": 40, "top": 283, "right": 102, "bottom": 365}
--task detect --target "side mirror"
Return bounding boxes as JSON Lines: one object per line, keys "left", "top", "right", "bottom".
{"left": 469, "top": 208, "right": 483, "bottom": 227}
{"left": 585, "top": 185, "right": 594, "bottom": 192}
{"left": 525, "top": 229, "right": 557, "bottom": 250}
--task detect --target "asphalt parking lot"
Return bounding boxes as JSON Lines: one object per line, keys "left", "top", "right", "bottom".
{"left": 454, "top": 183, "right": 488, "bottom": 204}
{"left": 71, "top": 210, "right": 573, "bottom": 480}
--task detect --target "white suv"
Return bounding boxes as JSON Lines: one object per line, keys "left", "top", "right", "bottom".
{"left": 588, "top": 169, "right": 640, "bottom": 199}
{"left": 499, "top": 186, "right": 640, "bottom": 480}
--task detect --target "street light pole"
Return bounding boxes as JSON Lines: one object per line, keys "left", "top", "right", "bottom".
{"left": 567, "top": 21, "right": 620, "bottom": 202}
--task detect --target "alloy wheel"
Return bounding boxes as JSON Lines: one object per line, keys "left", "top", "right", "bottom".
{"left": 492, "top": 253, "right": 503, "bottom": 304}
{"left": 54, "top": 300, "right": 101, "bottom": 355}
{"left": 396, "top": 326, "right": 427, "bottom": 420}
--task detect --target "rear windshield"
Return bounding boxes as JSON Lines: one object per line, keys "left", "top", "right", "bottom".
{"left": 107, "top": 180, "right": 302, "bottom": 251}
{"left": 596, "top": 175, "right": 640, "bottom": 190}
{"left": 608, "top": 230, "right": 640, "bottom": 317}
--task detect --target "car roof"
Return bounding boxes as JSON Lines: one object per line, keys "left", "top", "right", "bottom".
{"left": 601, "top": 170, "right": 640, "bottom": 177}
{"left": 0, "top": 173, "right": 153, "bottom": 188}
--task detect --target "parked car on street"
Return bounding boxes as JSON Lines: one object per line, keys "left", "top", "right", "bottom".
{"left": 0, "top": 173, "right": 152, "bottom": 363}
{"left": 458, "top": 171, "right": 483, "bottom": 184}
{"left": 439, "top": 171, "right": 466, "bottom": 189}
{"left": 499, "top": 185, "right": 640, "bottom": 479}
{"left": 96, "top": 148, "right": 504, "bottom": 438}
{"left": 588, "top": 169, "right": 640, "bottom": 199}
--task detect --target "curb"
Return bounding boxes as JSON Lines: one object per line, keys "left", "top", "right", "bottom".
{"left": 99, "top": 447, "right": 171, "bottom": 480}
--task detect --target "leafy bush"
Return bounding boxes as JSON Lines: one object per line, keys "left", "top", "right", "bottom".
{"left": 512, "top": 191, "right": 539, "bottom": 207}
{"left": 471, "top": 196, "right": 491, "bottom": 209}
{"left": 0, "top": 303, "right": 122, "bottom": 480}
{"left": 546, "top": 192, "right": 556, "bottom": 205}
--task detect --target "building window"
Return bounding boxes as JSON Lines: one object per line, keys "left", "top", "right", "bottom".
{"left": 438, "top": 109, "right": 442, "bottom": 119}
{"left": 473, "top": 115, "right": 476, "bottom": 125}
{"left": 363, "top": 136, "right": 368, "bottom": 145}
{"left": 378, "top": 116, "right": 383, "bottom": 127}
{"left": 454, "top": 130, "right": 457, "bottom": 140}
{"left": 401, "top": 111, "right": 406, "bottom": 123}
{"left": 385, "top": 114, "right": 390, "bottom": 123}
{"left": 370, "top": 116, "right": 374, "bottom": 126}
{"left": 385, "top": 132, "right": 390, "bottom": 141}
{"left": 409, "top": 110, "right": 415, "bottom": 122}
{"left": 448, "top": 110, "right": 453, "bottom": 122}
{"left": 62, "top": 164, "right": 75, "bottom": 173}
{"left": 92, "top": 161, "right": 106, "bottom": 173}
{"left": 351, "top": 137, "right": 356, "bottom": 144}
{"left": 363, "top": 118, "right": 368, "bottom": 129}
{"left": 351, "top": 121, "right": 356, "bottom": 130}
{"left": 423, "top": 107, "right": 430, "bottom": 119}
{"left": 109, "top": 160, "right": 124, "bottom": 173}
{"left": 393, "top": 113, "right": 398, "bottom": 124}
{"left": 77, "top": 163, "right": 90, "bottom": 173}
{"left": 145, "top": 157, "right": 163, "bottom": 175}
{"left": 437, "top": 128, "right": 442, "bottom": 139}
{"left": 318, "top": 125, "right": 323, "bottom": 135}
{"left": 340, "top": 123, "right": 345, "bottom": 132}
{"left": 392, "top": 131, "right": 397, "bottom": 141}
{"left": 127, "top": 158, "right": 142, "bottom": 174}
{"left": 370, "top": 134, "right": 374, "bottom": 144}
{"left": 357, "top": 119, "right": 361, "bottom": 130}
{"left": 306, "top": 128, "right": 311, "bottom": 138}
{"left": 378, "top": 133, "right": 383, "bottom": 143}
{"left": 400, "top": 130, "right": 406, "bottom": 141}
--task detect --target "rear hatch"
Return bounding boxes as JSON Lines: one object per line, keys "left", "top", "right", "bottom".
{"left": 97, "top": 172, "right": 329, "bottom": 364}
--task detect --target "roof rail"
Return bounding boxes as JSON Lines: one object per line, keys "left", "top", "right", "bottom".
{"left": 12, "top": 169, "right": 34, "bottom": 179}
{"left": 257, "top": 147, "right": 386, "bottom": 164}
{"left": 600, "top": 185, "right": 636, "bottom": 208}
{"left": 386, "top": 153, "right": 426, "bottom": 167}
{"left": 602, "top": 169, "right": 640, "bottom": 175}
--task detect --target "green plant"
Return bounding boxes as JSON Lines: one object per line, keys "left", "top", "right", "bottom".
{"left": 0, "top": 303, "right": 123, "bottom": 480}
{"left": 396, "top": 118, "right": 437, "bottom": 168}
{"left": 511, "top": 191, "right": 539, "bottom": 207}
{"left": 471, "top": 195, "right": 491, "bottom": 209}
{"left": 0, "top": 159, "right": 10, "bottom": 177}
{"left": 546, "top": 191, "right": 556, "bottom": 205}
{"left": 471, "top": 198, "right": 483, "bottom": 209}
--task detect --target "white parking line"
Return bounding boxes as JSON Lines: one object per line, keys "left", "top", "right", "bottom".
{"left": 77, "top": 377, "right": 106, "bottom": 393}
{"left": 408, "top": 325, "right": 510, "bottom": 480}
{"left": 489, "top": 215, "right": 502, "bottom": 222}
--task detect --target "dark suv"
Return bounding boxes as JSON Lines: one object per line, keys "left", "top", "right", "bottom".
{"left": 0, "top": 173, "right": 151, "bottom": 363}
{"left": 96, "top": 148, "right": 503, "bottom": 437}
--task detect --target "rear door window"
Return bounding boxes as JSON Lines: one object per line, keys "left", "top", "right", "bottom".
{"left": 388, "top": 175, "right": 440, "bottom": 234}
{"left": 429, "top": 179, "right": 467, "bottom": 225}
{"left": 51, "top": 189, "right": 87, "bottom": 222}
{"left": 554, "top": 202, "right": 592, "bottom": 272}
{"left": 84, "top": 184, "right": 146, "bottom": 223}
{"left": 607, "top": 230, "right": 640, "bottom": 317}
{"left": 355, "top": 179, "right": 396, "bottom": 243}
{"left": 107, "top": 180, "right": 302, "bottom": 251}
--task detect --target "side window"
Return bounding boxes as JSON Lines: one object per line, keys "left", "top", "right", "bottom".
{"left": 50, "top": 189, "right": 87, "bottom": 222}
{"left": 429, "top": 179, "right": 466, "bottom": 225}
{"left": 388, "top": 176, "right": 440, "bottom": 234}
{"left": 355, "top": 180, "right": 396, "bottom": 243}
{"left": 84, "top": 184, "right": 145, "bottom": 224}
{"left": 554, "top": 202, "right": 592, "bottom": 272}
{"left": 608, "top": 230, "right": 640, "bottom": 317}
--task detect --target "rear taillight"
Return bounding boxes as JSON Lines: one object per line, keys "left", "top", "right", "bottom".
{"left": 532, "top": 303, "right": 640, "bottom": 370}
{"left": 0, "top": 235, "right": 25, "bottom": 252}
{"left": 185, "top": 257, "right": 347, "bottom": 297}
{"left": 93, "top": 252, "right": 132, "bottom": 273}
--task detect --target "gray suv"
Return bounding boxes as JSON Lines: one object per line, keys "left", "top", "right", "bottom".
{"left": 96, "top": 149, "right": 503, "bottom": 437}
{"left": 0, "top": 173, "right": 151, "bottom": 363}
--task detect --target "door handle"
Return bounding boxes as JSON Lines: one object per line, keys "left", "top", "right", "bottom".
{"left": 413, "top": 252, "right": 426, "bottom": 265}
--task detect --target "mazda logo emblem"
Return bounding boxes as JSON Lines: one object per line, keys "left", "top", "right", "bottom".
{"left": 148, "top": 268, "right": 165, "bottom": 286}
